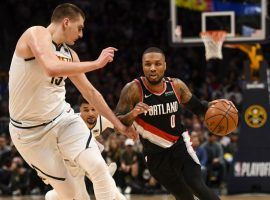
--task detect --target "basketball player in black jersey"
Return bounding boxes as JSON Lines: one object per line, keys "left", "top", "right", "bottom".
{"left": 116, "top": 47, "right": 222, "bottom": 200}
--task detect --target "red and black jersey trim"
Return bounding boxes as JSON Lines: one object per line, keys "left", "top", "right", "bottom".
{"left": 134, "top": 79, "right": 143, "bottom": 102}
{"left": 167, "top": 77, "right": 181, "bottom": 104}
{"left": 135, "top": 117, "right": 179, "bottom": 142}
{"left": 141, "top": 77, "right": 167, "bottom": 96}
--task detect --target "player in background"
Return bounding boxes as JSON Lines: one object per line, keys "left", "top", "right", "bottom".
{"left": 79, "top": 96, "right": 113, "bottom": 142}
{"left": 46, "top": 96, "right": 121, "bottom": 199}
{"left": 79, "top": 95, "right": 117, "bottom": 173}
{"left": 115, "top": 47, "right": 234, "bottom": 200}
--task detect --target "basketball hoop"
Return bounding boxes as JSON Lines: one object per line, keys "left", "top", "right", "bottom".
{"left": 200, "top": 31, "right": 227, "bottom": 60}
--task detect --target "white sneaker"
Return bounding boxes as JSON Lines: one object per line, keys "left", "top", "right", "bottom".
{"left": 124, "top": 186, "right": 131, "bottom": 194}
{"left": 45, "top": 190, "right": 59, "bottom": 200}
{"left": 115, "top": 188, "right": 127, "bottom": 200}
{"left": 108, "top": 162, "right": 117, "bottom": 176}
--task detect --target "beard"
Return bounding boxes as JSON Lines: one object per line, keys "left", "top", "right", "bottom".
{"left": 86, "top": 117, "right": 96, "bottom": 125}
{"left": 145, "top": 76, "right": 163, "bottom": 85}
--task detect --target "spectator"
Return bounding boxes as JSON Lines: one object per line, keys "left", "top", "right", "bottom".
{"left": 0, "top": 157, "right": 30, "bottom": 195}
{"left": 202, "top": 133, "right": 226, "bottom": 191}
{"left": 8, "top": 157, "right": 30, "bottom": 195}
{"left": 0, "top": 135, "right": 11, "bottom": 167}
{"left": 119, "top": 139, "right": 140, "bottom": 193}
{"left": 191, "top": 132, "right": 208, "bottom": 182}
{"left": 222, "top": 131, "right": 239, "bottom": 178}
{"left": 102, "top": 134, "right": 123, "bottom": 188}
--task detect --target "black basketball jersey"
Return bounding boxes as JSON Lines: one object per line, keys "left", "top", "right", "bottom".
{"left": 133, "top": 77, "right": 185, "bottom": 154}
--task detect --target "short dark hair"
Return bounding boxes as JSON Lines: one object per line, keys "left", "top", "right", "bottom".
{"left": 143, "top": 47, "right": 165, "bottom": 57}
{"left": 78, "top": 95, "right": 88, "bottom": 106}
{"left": 51, "top": 3, "right": 85, "bottom": 23}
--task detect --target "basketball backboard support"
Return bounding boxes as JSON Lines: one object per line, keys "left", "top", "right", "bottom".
{"left": 170, "top": 0, "right": 269, "bottom": 46}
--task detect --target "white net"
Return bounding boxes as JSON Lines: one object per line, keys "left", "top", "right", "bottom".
{"left": 200, "top": 31, "right": 227, "bottom": 60}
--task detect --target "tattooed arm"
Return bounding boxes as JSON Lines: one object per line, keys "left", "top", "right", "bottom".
{"left": 172, "top": 78, "right": 235, "bottom": 118}
{"left": 171, "top": 78, "right": 192, "bottom": 104}
{"left": 115, "top": 81, "right": 149, "bottom": 126}
{"left": 172, "top": 78, "right": 208, "bottom": 118}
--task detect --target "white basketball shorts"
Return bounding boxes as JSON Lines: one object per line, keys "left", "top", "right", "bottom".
{"left": 9, "top": 108, "right": 97, "bottom": 183}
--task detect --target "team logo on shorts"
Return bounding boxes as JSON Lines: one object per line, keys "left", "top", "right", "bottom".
{"left": 244, "top": 105, "right": 267, "bottom": 128}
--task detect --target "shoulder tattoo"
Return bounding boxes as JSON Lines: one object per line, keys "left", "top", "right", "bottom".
{"left": 115, "top": 81, "right": 140, "bottom": 115}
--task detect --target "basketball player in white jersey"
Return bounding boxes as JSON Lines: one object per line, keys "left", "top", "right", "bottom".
{"left": 80, "top": 96, "right": 114, "bottom": 138}
{"left": 79, "top": 95, "right": 118, "bottom": 173}
{"left": 79, "top": 95, "right": 114, "bottom": 150}
{"left": 9, "top": 3, "right": 137, "bottom": 200}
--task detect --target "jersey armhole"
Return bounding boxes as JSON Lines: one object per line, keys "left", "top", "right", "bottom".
{"left": 134, "top": 79, "right": 143, "bottom": 102}
{"left": 168, "top": 77, "right": 181, "bottom": 104}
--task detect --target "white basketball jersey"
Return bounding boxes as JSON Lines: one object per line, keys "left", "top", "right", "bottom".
{"left": 91, "top": 115, "right": 114, "bottom": 137}
{"left": 75, "top": 113, "right": 114, "bottom": 137}
{"left": 9, "top": 42, "right": 73, "bottom": 124}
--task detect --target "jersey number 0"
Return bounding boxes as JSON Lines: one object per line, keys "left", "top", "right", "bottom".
{"left": 170, "top": 114, "right": 175, "bottom": 128}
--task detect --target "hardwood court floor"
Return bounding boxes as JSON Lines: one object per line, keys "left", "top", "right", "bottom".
{"left": 1, "top": 194, "right": 270, "bottom": 200}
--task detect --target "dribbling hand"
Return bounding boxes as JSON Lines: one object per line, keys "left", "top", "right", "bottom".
{"left": 131, "top": 102, "right": 149, "bottom": 117}
{"left": 96, "top": 47, "right": 118, "bottom": 68}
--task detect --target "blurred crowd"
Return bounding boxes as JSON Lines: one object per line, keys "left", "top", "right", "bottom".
{"left": 0, "top": 0, "right": 270, "bottom": 197}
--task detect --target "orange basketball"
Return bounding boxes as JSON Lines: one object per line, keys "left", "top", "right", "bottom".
{"left": 204, "top": 100, "right": 238, "bottom": 136}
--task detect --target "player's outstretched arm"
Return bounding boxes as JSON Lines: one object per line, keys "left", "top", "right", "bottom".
{"left": 71, "top": 74, "right": 138, "bottom": 140}
{"left": 115, "top": 82, "right": 149, "bottom": 126}
{"left": 69, "top": 52, "right": 138, "bottom": 140}
{"left": 172, "top": 78, "right": 208, "bottom": 118}
{"left": 173, "top": 79, "right": 236, "bottom": 118}
{"left": 25, "top": 26, "right": 116, "bottom": 77}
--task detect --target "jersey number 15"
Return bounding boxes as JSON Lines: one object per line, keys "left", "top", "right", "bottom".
{"left": 51, "top": 77, "right": 63, "bottom": 86}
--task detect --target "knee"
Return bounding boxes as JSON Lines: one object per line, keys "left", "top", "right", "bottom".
{"left": 89, "top": 157, "right": 108, "bottom": 177}
{"left": 77, "top": 148, "right": 108, "bottom": 176}
{"left": 57, "top": 188, "right": 76, "bottom": 200}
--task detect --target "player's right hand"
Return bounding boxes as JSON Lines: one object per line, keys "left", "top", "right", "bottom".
{"left": 116, "top": 124, "right": 138, "bottom": 141}
{"left": 124, "top": 126, "right": 139, "bottom": 141}
{"left": 96, "top": 47, "right": 118, "bottom": 68}
{"left": 131, "top": 102, "right": 149, "bottom": 117}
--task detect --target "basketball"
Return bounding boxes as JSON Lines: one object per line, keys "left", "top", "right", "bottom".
{"left": 204, "top": 100, "right": 238, "bottom": 136}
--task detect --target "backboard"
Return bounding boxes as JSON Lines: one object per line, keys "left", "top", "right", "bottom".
{"left": 170, "top": 0, "right": 269, "bottom": 46}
